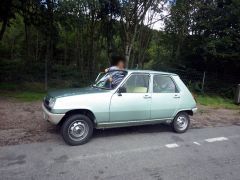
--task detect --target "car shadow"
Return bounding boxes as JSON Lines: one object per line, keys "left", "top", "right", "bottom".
{"left": 93, "top": 124, "right": 172, "bottom": 138}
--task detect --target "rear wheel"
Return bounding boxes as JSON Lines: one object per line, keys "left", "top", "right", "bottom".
{"left": 61, "top": 114, "right": 93, "bottom": 145}
{"left": 172, "top": 112, "right": 190, "bottom": 133}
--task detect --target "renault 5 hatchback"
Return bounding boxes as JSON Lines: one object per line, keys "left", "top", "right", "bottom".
{"left": 42, "top": 70, "right": 197, "bottom": 145}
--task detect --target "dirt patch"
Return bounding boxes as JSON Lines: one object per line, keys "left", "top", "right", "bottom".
{"left": 191, "top": 105, "right": 240, "bottom": 128}
{"left": 0, "top": 98, "right": 239, "bottom": 146}
{"left": 0, "top": 98, "right": 59, "bottom": 146}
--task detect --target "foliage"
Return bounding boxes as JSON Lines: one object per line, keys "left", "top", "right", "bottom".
{"left": 0, "top": 0, "right": 239, "bottom": 97}
{"left": 164, "top": 0, "right": 240, "bottom": 74}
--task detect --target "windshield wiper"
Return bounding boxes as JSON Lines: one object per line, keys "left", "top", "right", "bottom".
{"left": 91, "top": 84, "right": 98, "bottom": 88}
{"left": 92, "top": 84, "right": 111, "bottom": 90}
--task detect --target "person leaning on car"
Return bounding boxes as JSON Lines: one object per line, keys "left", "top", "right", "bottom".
{"left": 105, "top": 55, "right": 126, "bottom": 88}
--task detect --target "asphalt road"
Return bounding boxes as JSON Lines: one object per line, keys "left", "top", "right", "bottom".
{"left": 1, "top": 125, "right": 240, "bottom": 180}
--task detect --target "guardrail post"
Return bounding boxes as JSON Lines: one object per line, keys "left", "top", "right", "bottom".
{"left": 234, "top": 84, "right": 240, "bottom": 105}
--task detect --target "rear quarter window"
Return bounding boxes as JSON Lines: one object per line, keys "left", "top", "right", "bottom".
{"left": 153, "top": 75, "right": 178, "bottom": 93}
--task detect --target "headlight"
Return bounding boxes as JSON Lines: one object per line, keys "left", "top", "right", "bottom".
{"left": 48, "top": 98, "right": 56, "bottom": 108}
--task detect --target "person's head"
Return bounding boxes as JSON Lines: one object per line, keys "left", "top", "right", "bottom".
{"left": 111, "top": 55, "right": 126, "bottom": 69}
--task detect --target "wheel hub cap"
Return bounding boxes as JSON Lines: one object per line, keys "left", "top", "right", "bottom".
{"left": 176, "top": 116, "right": 188, "bottom": 130}
{"left": 68, "top": 120, "right": 89, "bottom": 141}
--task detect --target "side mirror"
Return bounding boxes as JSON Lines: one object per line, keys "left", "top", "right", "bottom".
{"left": 118, "top": 87, "right": 126, "bottom": 95}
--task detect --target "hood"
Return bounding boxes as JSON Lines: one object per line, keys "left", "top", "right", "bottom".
{"left": 47, "top": 87, "right": 109, "bottom": 98}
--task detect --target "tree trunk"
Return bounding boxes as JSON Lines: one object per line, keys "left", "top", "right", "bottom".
{"left": 44, "top": 38, "right": 49, "bottom": 91}
{"left": 45, "top": 0, "right": 54, "bottom": 90}
{"left": 64, "top": 33, "right": 67, "bottom": 65}
{"left": 124, "top": 44, "right": 130, "bottom": 69}
{"left": 25, "top": 22, "right": 29, "bottom": 58}
{"left": 0, "top": 19, "right": 7, "bottom": 41}
{"left": 0, "top": 0, "right": 12, "bottom": 40}
{"left": 76, "top": 28, "right": 80, "bottom": 67}
{"left": 79, "top": 27, "right": 83, "bottom": 72}
{"left": 35, "top": 30, "right": 39, "bottom": 62}
{"left": 10, "top": 38, "right": 15, "bottom": 60}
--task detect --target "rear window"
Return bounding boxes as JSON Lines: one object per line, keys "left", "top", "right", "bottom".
{"left": 153, "top": 75, "right": 178, "bottom": 93}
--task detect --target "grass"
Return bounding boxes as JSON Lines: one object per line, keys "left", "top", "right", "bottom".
{"left": 1, "top": 91, "right": 239, "bottom": 110}
{"left": 0, "top": 82, "right": 46, "bottom": 101}
{"left": 0, "top": 91, "right": 46, "bottom": 101}
{"left": 0, "top": 82, "right": 239, "bottom": 109}
{"left": 195, "top": 94, "right": 239, "bottom": 110}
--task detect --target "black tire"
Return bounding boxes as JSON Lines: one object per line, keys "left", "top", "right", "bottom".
{"left": 61, "top": 114, "right": 93, "bottom": 146}
{"left": 172, "top": 112, "right": 190, "bottom": 133}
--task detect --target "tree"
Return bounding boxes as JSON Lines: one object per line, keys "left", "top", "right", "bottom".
{"left": 0, "top": 0, "right": 17, "bottom": 41}
{"left": 119, "top": 0, "right": 164, "bottom": 67}
{"left": 164, "top": 0, "right": 192, "bottom": 62}
{"left": 164, "top": 0, "right": 240, "bottom": 73}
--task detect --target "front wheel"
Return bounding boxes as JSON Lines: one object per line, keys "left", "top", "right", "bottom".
{"left": 61, "top": 114, "right": 93, "bottom": 145}
{"left": 172, "top": 112, "right": 190, "bottom": 133}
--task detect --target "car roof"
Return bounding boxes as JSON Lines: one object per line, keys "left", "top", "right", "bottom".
{"left": 126, "top": 69, "right": 178, "bottom": 76}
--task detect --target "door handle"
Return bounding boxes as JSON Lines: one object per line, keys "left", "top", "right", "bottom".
{"left": 143, "top": 95, "right": 151, "bottom": 99}
{"left": 173, "top": 95, "right": 180, "bottom": 98}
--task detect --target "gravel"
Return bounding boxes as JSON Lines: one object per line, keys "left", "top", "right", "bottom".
{"left": 0, "top": 98, "right": 239, "bottom": 146}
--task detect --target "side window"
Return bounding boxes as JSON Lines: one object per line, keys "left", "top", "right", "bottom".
{"left": 153, "top": 75, "right": 178, "bottom": 93}
{"left": 122, "top": 74, "right": 149, "bottom": 93}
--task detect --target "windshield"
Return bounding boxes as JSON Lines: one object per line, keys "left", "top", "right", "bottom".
{"left": 93, "top": 70, "right": 127, "bottom": 90}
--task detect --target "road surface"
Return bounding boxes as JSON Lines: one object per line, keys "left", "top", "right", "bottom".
{"left": 1, "top": 125, "right": 240, "bottom": 180}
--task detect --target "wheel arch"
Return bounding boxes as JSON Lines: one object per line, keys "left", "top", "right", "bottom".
{"left": 59, "top": 109, "right": 96, "bottom": 127}
{"left": 175, "top": 109, "right": 193, "bottom": 117}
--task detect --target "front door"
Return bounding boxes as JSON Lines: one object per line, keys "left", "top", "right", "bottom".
{"left": 151, "top": 75, "right": 180, "bottom": 119}
{"left": 110, "top": 74, "right": 151, "bottom": 122}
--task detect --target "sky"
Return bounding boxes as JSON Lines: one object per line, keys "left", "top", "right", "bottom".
{"left": 145, "top": 0, "right": 173, "bottom": 30}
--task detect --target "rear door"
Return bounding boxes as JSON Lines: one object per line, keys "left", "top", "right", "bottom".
{"left": 151, "top": 75, "right": 180, "bottom": 119}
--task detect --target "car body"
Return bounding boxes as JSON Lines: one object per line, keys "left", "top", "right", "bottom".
{"left": 42, "top": 70, "right": 197, "bottom": 145}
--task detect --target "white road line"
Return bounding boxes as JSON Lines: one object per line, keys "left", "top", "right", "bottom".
{"left": 205, "top": 137, "right": 228, "bottom": 143}
{"left": 165, "top": 143, "right": 179, "bottom": 148}
{"left": 193, "top": 142, "right": 201, "bottom": 145}
{"left": 68, "top": 146, "right": 166, "bottom": 161}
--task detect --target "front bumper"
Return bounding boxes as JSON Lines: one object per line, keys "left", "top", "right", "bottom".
{"left": 42, "top": 103, "right": 65, "bottom": 125}
{"left": 192, "top": 107, "right": 198, "bottom": 114}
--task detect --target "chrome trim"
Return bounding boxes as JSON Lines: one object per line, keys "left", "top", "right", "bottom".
{"left": 97, "top": 118, "right": 173, "bottom": 126}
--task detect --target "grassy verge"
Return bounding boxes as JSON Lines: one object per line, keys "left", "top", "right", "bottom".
{"left": 195, "top": 94, "right": 239, "bottom": 109}
{"left": 0, "top": 82, "right": 239, "bottom": 109}
{"left": 0, "top": 82, "right": 46, "bottom": 101}
{"left": 0, "top": 91, "right": 45, "bottom": 101}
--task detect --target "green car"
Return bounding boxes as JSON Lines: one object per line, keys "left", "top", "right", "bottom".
{"left": 42, "top": 70, "right": 197, "bottom": 145}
